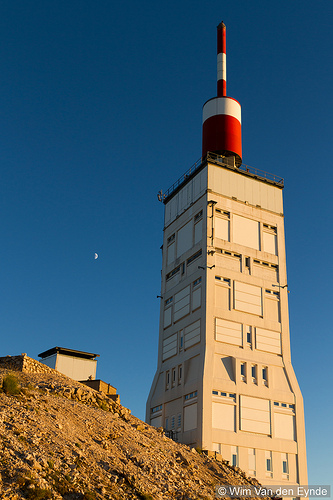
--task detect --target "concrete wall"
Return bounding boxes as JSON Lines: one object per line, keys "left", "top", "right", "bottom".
{"left": 147, "top": 159, "right": 307, "bottom": 488}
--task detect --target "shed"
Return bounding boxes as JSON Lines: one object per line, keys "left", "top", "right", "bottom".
{"left": 38, "top": 347, "right": 99, "bottom": 381}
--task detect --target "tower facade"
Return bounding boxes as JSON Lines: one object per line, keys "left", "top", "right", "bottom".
{"left": 147, "top": 22, "right": 307, "bottom": 488}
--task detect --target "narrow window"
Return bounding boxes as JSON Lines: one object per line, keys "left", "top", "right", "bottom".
{"left": 251, "top": 364, "right": 257, "bottom": 384}
{"left": 282, "top": 453, "right": 289, "bottom": 476}
{"left": 172, "top": 368, "right": 176, "bottom": 387}
{"left": 262, "top": 366, "right": 268, "bottom": 386}
{"left": 231, "top": 446, "right": 238, "bottom": 467}
{"left": 246, "top": 326, "right": 252, "bottom": 346}
{"left": 171, "top": 415, "right": 175, "bottom": 429}
{"left": 241, "top": 362, "right": 246, "bottom": 382}
{"left": 165, "top": 417, "right": 169, "bottom": 430}
{"left": 166, "top": 371, "right": 170, "bottom": 390}
{"left": 178, "top": 365, "right": 182, "bottom": 384}
{"left": 179, "top": 330, "right": 184, "bottom": 350}
{"left": 177, "top": 413, "right": 182, "bottom": 429}
{"left": 265, "top": 451, "right": 273, "bottom": 477}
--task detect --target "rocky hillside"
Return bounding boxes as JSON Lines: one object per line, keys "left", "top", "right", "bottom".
{"left": 0, "top": 365, "right": 270, "bottom": 500}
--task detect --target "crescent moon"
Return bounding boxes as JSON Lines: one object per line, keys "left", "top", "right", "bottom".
{"left": 94, "top": 253, "right": 98, "bottom": 260}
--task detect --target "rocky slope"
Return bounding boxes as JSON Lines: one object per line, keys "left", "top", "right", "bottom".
{"left": 0, "top": 367, "right": 269, "bottom": 500}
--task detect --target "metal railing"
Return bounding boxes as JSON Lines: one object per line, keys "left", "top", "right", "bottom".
{"left": 164, "top": 429, "right": 179, "bottom": 442}
{"left": 161, "top": 152, "right": 284, "bottom": 201}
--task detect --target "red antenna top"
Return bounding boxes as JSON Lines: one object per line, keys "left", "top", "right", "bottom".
{"left": 202, "top": 22, "right": 242, "bottom": 166}
{"left": 217, "top": 22, "right": 226, "bottom": 97}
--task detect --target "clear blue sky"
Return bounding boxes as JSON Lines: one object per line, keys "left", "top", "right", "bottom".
{"left": 0, "top": 0, "right": 332, "bottom": 487}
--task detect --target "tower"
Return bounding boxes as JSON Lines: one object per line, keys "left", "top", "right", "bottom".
{"left": 147, "top": 22, "right": 307, "bottom": 488}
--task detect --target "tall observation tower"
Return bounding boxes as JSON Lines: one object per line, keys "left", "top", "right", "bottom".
{"left": 146, "top": 22, "right": 307, "bottom": 487}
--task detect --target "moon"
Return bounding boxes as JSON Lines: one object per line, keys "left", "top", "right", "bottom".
{"left": 94, "top": 253, "right": 98, "bottom": 260}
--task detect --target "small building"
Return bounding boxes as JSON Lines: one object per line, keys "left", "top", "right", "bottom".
{"left": 80, "top": 379, "right": 120, "bottom": 403}
{"left": 38, "top": 346, "right": 99, "bottom": 381}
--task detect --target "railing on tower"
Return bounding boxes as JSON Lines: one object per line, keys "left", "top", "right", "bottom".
{"left": 161, "top": 152, "right": 284, "bottom": 202}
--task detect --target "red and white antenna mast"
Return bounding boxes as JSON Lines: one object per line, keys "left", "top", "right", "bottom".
{"left": 202, "top": 21, "right": 242, "bottom": 166}
{"left": 217, "top": 21, "right": 227, "bottom": 97}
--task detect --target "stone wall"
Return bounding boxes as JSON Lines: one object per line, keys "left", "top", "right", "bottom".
{"left": 0, "top": 354, "right": 58, "bottom": 375}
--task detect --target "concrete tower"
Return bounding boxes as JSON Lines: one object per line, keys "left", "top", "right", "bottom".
{"left": 147, "top": 22, "right": 307, "bottom": 488}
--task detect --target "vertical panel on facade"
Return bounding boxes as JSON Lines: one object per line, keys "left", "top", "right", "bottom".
{"left": 215, "top": 318, "right": 242, "bottom": 346}
{"left": 255, "top": 328, "right": 281, "bottom": 355}
{"left": 215, "top": 217, "right": 230, "bottom": 241}
{"left": 264, "top": 292, "right": 280, "bottom": 323}
{"left": 194, "top": 219, "right": 203, "bottom": 244}
{"left": 234, "top": 281, "right": 262, "bottom": 315}
{"left": 162, "top": 333, "right": 178, "bottom": 361}
{"left": 274, "top": 413, "right": 295, "bottom": 440}
{"left": 192, "top": 287, "right": 201, "bottom": 310}
{"left": 184, "top": 403, "right": 197, "bottom": 431}
{"left": 184, "top": 320, "right": 200, "bottom": 349}
{"left": 174, "top": 286, "right": 191, "bottom": 322}
{"left": 240, "top": 396, "right": 271, "bottom": 434}
{"left": 167, "top": 242, "right": 175, "bottom": 265}
{"left": 212, "top": 401, "right": 236, "bottom": 431}
{"left": 215, "top": 280, "right": 231, "bottom": 310}
{"left": 233, "top": 215, "right": 260, "bottom": 250}
{"left": 164, "top": 307, "right": 172, "bottom": 329}
{"left": 177, "top": 222, "right": 193, "bottom": 258}
{"left": 263, "top": 231, "right": 277, "bottom": 255}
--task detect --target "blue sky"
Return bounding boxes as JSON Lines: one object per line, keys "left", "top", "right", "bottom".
{"left": 0, "top": 0, "right": 332, "bottom": 487}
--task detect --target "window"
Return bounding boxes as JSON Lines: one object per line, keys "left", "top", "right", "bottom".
{"left": 194, "top": 210, "right": 203, "bottom": 222}
{"left": 167, "top": 234, "right": 175, "bottom": 244}
{"left": 172, "top": 368, "right": 176, "bottom": 388}
{"left": 245, "top": 256, "right": 250, "bottom": 269}
{"left": 265, "top": 451, "right": 273, "bottom": 477}
{"left": 231, "top": 446, "right": 238, "bottom": 467}
{"left": 262, "top": 366, "right": 268, "bottom": 386}
{"left": 246, "top": 326, "right": 252, "bottom": 347}
{"left": 241, "top": 362, "right": 246, "bottom": 382}
{"left": 171, "top": 415, "right": 175, "bottom": 429}
{"left": 166, "top": 265, "right": 180, "bottom": 281}
{"left": 178, "top": 365, "right": 182, "bottom": 384}
{"left": 212, "top": 390, "right": 219, "bottom": 395}
{"left": 165, "top": 417, "right": 169, "bottom": 430}
{"left": 187, "top": 249, "right": 202, "bottom": 266}
{"left": 165, "top": 371, "right": 170, "bottom": 390}
{"left": 151, "top": 405, "right": 162, "bottom": 414}
{"left": 251, "top": 364, "right": 257, "bottom": 384}
{"left": 184, "top": 391, "right": 197, "bottom": 401}
{"left": 177, "top": 413, "right": 182, "bottom": 429}
{"left": 179, "top": 330, "right": 184, "bottom": 351}
{"left": 282, "top": 453, "right": 289, "bottom": 477}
